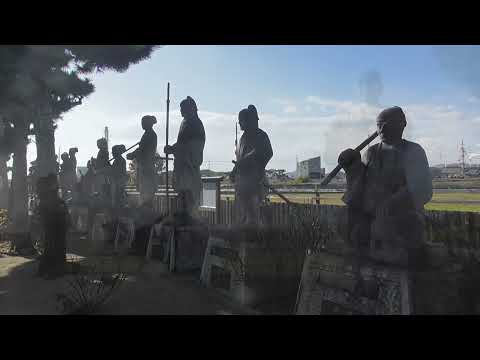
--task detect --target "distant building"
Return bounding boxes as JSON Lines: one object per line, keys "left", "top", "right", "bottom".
{"left": 431, "top": 163, "right": 480, "bottom": 178}
{"left": 296, "top": 156, "right": 325, "bottom": 180}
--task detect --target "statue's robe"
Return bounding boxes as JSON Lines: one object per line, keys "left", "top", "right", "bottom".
{"left": 60, "top": 159, "right": 75, "bottom": 195}
{"left": 235, "top": 128, "right": 273, "bottom": 225}
{"left": 95, "top": 149, "right": 110, "bottom": 170}
{"left": 70, "top": 154, "right": 77, "bottom": 186}
{"left": 94, "top": 149, "right": 111, "bottom": 194}
{"left": 172, "top": 115, "right": 205, "bottom": 216}
{"left": 108, "top": 156, "right": 128, "bottom": 210}
{"left": 342, "top": 139, "right": 432, "bottom": 260}
{"left": 132, "top": 128, "right": 157, "bottom": 204}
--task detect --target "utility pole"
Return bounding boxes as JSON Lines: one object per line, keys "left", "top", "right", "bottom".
{"left": 460, "top": 139, "right": 466, "bottom": 178}
{"left": 296, "top": 155, "right": 299, "bottom": 177}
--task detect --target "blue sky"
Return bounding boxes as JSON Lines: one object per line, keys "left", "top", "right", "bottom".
{"left": 24, "top": 45, "right": 480, "bottom": 172}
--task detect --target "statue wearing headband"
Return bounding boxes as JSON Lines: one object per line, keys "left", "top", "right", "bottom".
{"left": 230, "top": 105, "right": 273, "bottom": 225}
{"left": 127, "top": 115, "right": 158, "bottom": 206}
{"left": 338, "top": 106, "right": 433, "bottom": 266}
{"left": 164, "top": 96, "right": 205, "bottom": 217}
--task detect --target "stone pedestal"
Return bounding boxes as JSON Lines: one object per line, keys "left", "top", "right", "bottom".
{"left": 295, "top": 250, "right": 412, "bottom": 315}
{"left": 200, "top": 225, "right": 302, "bottom": 308}
{"left": 146, "top": 223, "right": 173, "bottom": 263}
{"left": 169, "top": 224, "right": 209, "bottom": 272}
{"left": 114, "top": 217, "right": 135, "bottom": 253}
{"left": 90, "top": 213, "right": 109, "bottom": 255}
{"left": 71, "top": 205, "right": 89, "bottom": 233}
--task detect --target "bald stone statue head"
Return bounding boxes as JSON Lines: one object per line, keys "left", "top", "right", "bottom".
{"left": 180, "top": 96, "right": 198, "bottom": 119}
{"left": 376, "top": 106, "right": 407, "bottom": 145}
{"left": 141, "top": 115, "right": 157, "bottom": 131}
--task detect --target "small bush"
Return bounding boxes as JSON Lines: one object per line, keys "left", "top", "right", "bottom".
{"left": 56, "top": 261, "right": 126, "bottom": 315}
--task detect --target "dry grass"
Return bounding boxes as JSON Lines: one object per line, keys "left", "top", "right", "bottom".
{"left": 224, "top": 192, "right": 480, "bottom": 212}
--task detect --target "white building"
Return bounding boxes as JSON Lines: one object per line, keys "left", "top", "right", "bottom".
{"left": 296, "top": 156, "right": 325, "bottom": 180}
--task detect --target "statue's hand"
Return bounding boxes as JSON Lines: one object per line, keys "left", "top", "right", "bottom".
{"left": 126, "top": 153, "right": 134, "bottom": 160}
{"left": 338, "top": 148, "right": 361, "bottom": 169}
{"left": 164, "top": 145, "right": 174, "bottom": 155}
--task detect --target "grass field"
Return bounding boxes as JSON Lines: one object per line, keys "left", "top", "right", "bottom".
{"left": 221, "top": 191, "right": 480, "bottom": 212}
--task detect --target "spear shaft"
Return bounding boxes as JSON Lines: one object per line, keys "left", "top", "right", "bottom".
{"left": 166, "top": 83, "right": 170, "bottom": 215}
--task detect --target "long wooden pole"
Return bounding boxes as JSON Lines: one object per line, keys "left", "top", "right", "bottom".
{"left": 166, "top": 83, "right": 170, "bottom": 216}
{"left": 320, "top": 131, "right": 378, "bottom": 187}
{"left": 108, "top": 141, "right": 139, "bottom": 162}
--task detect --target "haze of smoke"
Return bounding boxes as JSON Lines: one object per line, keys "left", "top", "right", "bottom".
{"left": 322, "top": 70, "right": 383, "bottom": 171}
{"left": 434, "top": 45, "right": 480, "bottom": 98}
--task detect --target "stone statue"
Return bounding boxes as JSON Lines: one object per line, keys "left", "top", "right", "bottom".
{"left": 67, "top": 147, "right": 79, "bottom": 202}
{"left": 69, "top": 147, "right": 78, "bottom": 177}
{"left": 127, "top": 115, "right": 158, "bottom": 206}
{"left": 95, "top": 138, "right": 110, "bottom": 171}
{"left": 59, "top": 152, "right": 75, "bottom": 196}
{"left": 338, "top": 106, "right": 433, "bottom": 266}
{"left": 94, "top": 138, "right": 111, "bottom": 197}
{"left": 164, "top": 96, "right": 205, "bottom": 217}
{"left": 36, "top": 173, "right": 70, "bottom": 279}
{"left": 108, "top": 144, "right": 128, "bottom": 211}
{"left": 79, "top": 158, "right": 96, "bottom": 199}
{"left": 230, "top": 105, "right": 273, "bottom": 225}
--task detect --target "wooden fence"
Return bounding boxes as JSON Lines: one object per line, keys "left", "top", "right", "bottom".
{"left": 127, "top": 192, "right": 480, "bottom": 258}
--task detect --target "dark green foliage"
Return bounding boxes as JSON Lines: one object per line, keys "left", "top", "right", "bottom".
{"left": 66, "top": 45, "right": 160, "bottom": 73}
{"left": 0, "top": 45, "right": 157, "bottom": 122}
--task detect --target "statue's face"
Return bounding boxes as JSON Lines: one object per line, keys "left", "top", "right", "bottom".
{"left": 181, "top": 105, "right": 195, "bottom": 119}
{"left": 239, "top": 113, "right": 250, "bottom": 132}
{"left": 377, "top": 117, "right": 405, "bottom": 145}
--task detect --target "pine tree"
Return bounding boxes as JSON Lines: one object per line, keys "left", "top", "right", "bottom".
{"left": 0, "top": 45, "right": 158, "bottom": 248}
